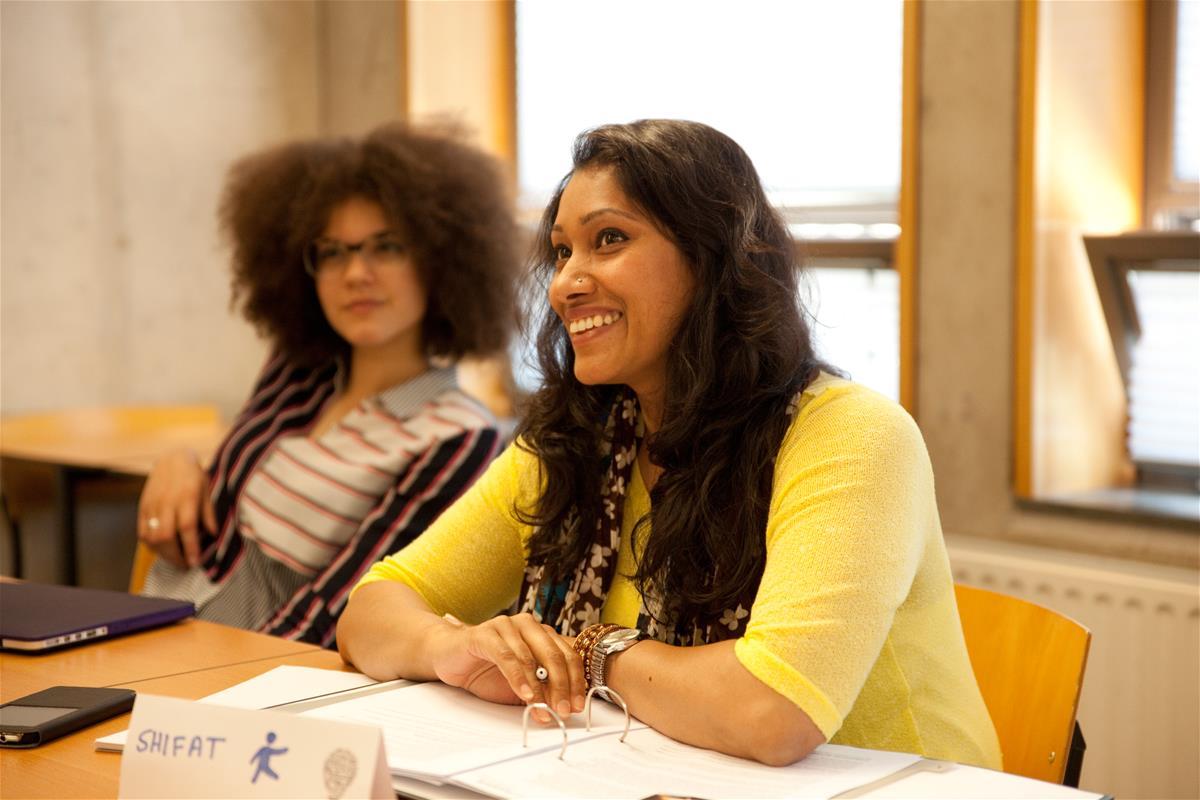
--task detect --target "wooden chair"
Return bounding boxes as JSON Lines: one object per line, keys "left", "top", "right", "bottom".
{"left": 129, "top": 541, "right": 158, "bottom": 594}
{"left": 955, "top": 583, "right": 1091, "bottom": 785}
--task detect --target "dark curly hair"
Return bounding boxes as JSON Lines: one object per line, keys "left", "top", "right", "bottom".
{"left": 516, "top": 119, "right": 829, "bottom": 628}
{"left": 222, "top": 121, "right": 518, "bottom": 365}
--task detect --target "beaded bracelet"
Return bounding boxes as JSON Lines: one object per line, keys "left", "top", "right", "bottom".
{"left": 572, "top": 623, "right": 621, "bottom": 686}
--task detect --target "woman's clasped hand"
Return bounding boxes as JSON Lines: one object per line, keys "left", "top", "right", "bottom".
{"left": 430, "top": 612, "right": 585, "bottom": 723}
{"left": 138, "top": 447, "right": 215, "bottom": 569}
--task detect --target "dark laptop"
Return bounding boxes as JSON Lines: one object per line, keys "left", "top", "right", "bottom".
{"left": 0, "top": 582, "right": 194, "bottom": 652}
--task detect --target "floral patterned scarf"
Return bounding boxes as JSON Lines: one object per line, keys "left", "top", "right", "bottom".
{"left": 516, "top": 388, "right": 754, "bottom": 646}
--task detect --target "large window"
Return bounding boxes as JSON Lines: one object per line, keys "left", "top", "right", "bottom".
{"left": 1146, "top": 0, "right": 1199, "bottom": 229}
{"left": 1018, "top": 0, "right": 1199, "bottom": 522}
{"left": 805, "top": 264, "right": 899, "bottom": 401}
{"left": 514, "top": 0, "right": 905, "bottom": 398}
{"left": 1171, "top": 0, "right": 1197, "bottom": 189}
{"left": 516, "top": 2, "right": 902, "bottom": 213}
{"left": 1096, "top": 0, "right": 1200, "bottom": 508}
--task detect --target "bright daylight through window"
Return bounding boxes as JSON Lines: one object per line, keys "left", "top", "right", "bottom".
{"left": 514, "top": 0, "right": 904, "bottom": 399}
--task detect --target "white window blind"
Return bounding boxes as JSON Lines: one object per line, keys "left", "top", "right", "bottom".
{"left": 1126, "top": 269, "right": 1200, "bottom": 467}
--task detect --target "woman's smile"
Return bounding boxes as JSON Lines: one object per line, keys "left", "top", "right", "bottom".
{"left": 566, "top": 309, "right": 624, "bottom": 337}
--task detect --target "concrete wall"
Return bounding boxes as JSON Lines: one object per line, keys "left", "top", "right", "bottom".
{"left": 917, "top": 0, "right": 1021, "bottom": 541}
{"left": 1, "top": 0, "right": 403, "bottom": 421}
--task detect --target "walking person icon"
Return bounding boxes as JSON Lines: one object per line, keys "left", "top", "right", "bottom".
{"left": 250, "top": 731, "right": 288, "bottom": 783}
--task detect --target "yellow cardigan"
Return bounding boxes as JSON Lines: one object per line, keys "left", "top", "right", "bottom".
{"left": 356, "top": 374, "right": 1002, "bottom": 769}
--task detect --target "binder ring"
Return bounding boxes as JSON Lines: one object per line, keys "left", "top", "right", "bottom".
{"left": 521, "top": 702, "right": 567, "bottom": 760}
{"left": 584, "top": 686, "right": 631, "bottom": 742}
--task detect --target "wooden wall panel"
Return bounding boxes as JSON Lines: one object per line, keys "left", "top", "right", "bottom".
{"left": 1025, "top": 0, "right": 1142, "bottom": 496}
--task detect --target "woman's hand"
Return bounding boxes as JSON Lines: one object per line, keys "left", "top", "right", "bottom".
{"left": 137, "top": 448, "right": 215, "bottom": 569}
{"left": 338, "top": 585, "right": 585, "bottom": 724}
{"left": 431, "top": 613, "right": 587, "bottom": 723}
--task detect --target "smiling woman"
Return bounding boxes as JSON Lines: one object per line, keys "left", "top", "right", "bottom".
{"left": 337, "top": 120, "right": 1002, "bottom": 769}
{"left": 136, "top": 122, "right": 519, "bottom": 646}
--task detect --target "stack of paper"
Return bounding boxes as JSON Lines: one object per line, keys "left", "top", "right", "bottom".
{"left": 97, "top": 666, "right": 924, "bottom": 799}
{"left": 452, "top": 729, "right": 921, "bottom": 800}
{"left": 300, "top": 681, "right": 640, "bottom": 784}
{"left": 298, "top": 681, "right": 921, "bottom": 799}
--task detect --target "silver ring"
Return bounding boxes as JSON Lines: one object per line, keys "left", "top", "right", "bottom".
{"left": 535, "top": 666, "right": 549, "bottom": 683}
{"left": 146, "top": 517, "right": 161, "bottom": 531}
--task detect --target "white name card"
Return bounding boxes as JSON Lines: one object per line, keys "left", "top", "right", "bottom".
{"left": 118, "top": 694, "right": 390, "bottom": 799}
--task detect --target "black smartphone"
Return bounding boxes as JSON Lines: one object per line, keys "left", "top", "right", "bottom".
{"left": 0, "top": 686, "right": 135, "bottom": 747}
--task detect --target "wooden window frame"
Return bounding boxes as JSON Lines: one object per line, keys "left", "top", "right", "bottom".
{"left": 800, "top": 239, "right": 895, "bottom": 264}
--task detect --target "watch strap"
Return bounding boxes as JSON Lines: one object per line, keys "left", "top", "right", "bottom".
{"left": 589, "top": 627, "right": 644, "bottom": 689}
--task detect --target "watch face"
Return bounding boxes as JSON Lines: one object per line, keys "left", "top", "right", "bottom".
{"left": 598, "top": 627, "right": 642, "bottom": 653}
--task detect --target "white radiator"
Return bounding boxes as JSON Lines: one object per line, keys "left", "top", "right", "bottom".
{"left": 947, "top": 537, "right": 1200, "bottom": 800}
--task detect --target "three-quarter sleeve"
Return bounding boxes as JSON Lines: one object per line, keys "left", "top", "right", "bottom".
{"left": 733, "top": 383, "right": 934, "bottom": 738}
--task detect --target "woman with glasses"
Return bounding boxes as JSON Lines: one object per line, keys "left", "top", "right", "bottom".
{"left": 337, "top": 120, "right": 1001, "bottom": 768}
{"left": 137, "top": 122, "right": 518, "bottom": 647}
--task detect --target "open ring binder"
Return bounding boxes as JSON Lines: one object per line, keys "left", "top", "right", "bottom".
{"left": 584, "top": 686, "right": 631, "bottom": 742}
{"left": 520, "top": 686, "right": 633, "bottom": 759}
{"left": 521, "top": 703, "right": 567, "bottom": 759}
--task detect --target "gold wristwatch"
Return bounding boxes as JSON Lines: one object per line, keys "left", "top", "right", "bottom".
{"left": 589, "top": 627, "right": 644, "bottom": 689}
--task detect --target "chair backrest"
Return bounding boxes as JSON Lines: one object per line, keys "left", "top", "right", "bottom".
{"left": 955, "top": 583, "right": 1091, "bottom": 784}
{"left": 129, "top": 541, "right": 158, "bottom": 594}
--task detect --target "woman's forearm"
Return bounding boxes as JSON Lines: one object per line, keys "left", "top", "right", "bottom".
{"left": 339, "top": 583, "right": 825, "bottom": 765}
{"left": 605, "top": 639, "right": 825, "bottom": 766}
{"left": 340, "top": 586, "right": 583, "bottom": 712}
{"left": 337, "top": 580, "right": 454, "bottom": 681}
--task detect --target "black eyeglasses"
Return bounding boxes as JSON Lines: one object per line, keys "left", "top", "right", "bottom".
{"left": 303, "top": 232, "right": 408, "bottom": 277}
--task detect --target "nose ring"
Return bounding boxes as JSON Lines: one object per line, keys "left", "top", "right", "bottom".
{"left": 575, "top": 276, "right": 584, "bottom": 285}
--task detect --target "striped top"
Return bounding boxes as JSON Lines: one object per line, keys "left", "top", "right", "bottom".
{"left": 143, "top": 354, "right": 501, "bottom": 647}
